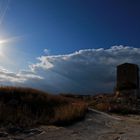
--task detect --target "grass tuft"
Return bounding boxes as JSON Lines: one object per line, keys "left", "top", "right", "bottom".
{"left": 0, "top": 86, "right": 87, "bottom": 127}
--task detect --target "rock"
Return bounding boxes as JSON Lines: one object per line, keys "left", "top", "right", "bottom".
{"left": 0, "top": 132, "right": 8, "bottom": 137}
{"left": 9, "top": 138, "right": 24, "bottom": 140}
{"left": 23, "top": 128, "right": 42, "bottom": 134}
{"left": 23, "top": 128, "right": 43, "bottom": 137}
{"left": 7, "top": 127, "right": 23, "bottom": 134}
{"left": 114, "top": 136, "right": 121, "bottom": 140}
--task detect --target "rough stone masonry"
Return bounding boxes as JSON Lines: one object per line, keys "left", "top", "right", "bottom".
{"left": 116, "top": 63, "right": 140, "bottom": 98}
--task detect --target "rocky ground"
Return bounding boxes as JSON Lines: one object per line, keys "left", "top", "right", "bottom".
{"left": 0, "top": 109, "right": 140, "bottom": 140}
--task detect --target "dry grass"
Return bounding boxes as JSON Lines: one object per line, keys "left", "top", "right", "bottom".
{"left": 0, "top": 86, "right": 88, "bottom": 127}
{"left": 84, "top": 93, "right": 139, "bottom": 115}
{"left": 53, "top": 102, "right": 87, "bottom": 125}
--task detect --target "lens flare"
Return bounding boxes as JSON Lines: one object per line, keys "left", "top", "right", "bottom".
{"left": 0, "top": 37, "right": 18, "bottom": 58}
{"left": 0, "top": 39, "right": 5, "bottom": 57}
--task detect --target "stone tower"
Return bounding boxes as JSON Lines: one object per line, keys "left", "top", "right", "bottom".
{"left": 116, "top": 63, "right": 139, "bottom": 98}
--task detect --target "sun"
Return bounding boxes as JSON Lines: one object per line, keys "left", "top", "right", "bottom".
{"left": 0, "top": 38, "right": 11, "bottom": 56}
{"left": 0, "top": 38, "right": 14, "bottom": 57}
{"left": 0, "top": 40, "right": 5, "bottom": 57}
{"left": 0, "top": 36, "right": 21, "bottom": 58}
{"left": 0, "top": 38, "right": 13, "bottom": 58}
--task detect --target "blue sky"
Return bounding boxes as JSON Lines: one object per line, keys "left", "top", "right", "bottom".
{"left": 4, "top": 0, "right": 140, "bottom": 55}
{"left": 0, "top": 0, "right": 140, "bottom": 94}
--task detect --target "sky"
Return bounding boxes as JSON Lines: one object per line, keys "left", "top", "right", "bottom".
{"left": 0, "top": 0, "right": 140, "bottom": 94}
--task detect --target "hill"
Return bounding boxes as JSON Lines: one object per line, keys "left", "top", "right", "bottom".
{"left": 0, "top": 86, "right": 87, "bottom": 127}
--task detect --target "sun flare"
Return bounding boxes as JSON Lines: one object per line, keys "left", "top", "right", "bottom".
{"left": 0, "top": 40, "right": 5, "bottom": 57}
{"left": 0, "top": 37, "right": 18, "bottom": 57}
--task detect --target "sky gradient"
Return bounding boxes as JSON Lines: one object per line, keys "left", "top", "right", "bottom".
{"left": 0, "top": 0, "right": 140, "bottom": 94}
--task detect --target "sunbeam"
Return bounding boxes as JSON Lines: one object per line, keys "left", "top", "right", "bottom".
{"left": 0, "top": 0, "right": 10, "bottom": 25}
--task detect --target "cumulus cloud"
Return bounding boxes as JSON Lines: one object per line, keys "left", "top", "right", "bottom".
{"left": 44, "top": 49, "right": 50, "bottom": 55}
{"left": 0, "top": 45, "right": 140, "bottom": 94}
{"left": 0, "top": 66, "right": 43, "bottom": 85}
{"left": 29, "top": 45, "right": 140, "bottom": 94}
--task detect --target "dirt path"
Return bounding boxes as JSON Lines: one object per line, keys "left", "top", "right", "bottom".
{"left": 1, "top": 109, "right": 140, "bottom": 140}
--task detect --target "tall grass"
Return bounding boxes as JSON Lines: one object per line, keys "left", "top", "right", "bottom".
{"left": 0, "top": 86, "right": 87, "bottom": 127}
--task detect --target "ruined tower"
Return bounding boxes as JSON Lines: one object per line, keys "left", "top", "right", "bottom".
{"left": 116, "top": 63, "right": 139, "bottom": 98}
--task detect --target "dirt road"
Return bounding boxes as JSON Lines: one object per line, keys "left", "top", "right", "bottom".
{"left": 1, "top": 109, "right": 140, "bottom": 140}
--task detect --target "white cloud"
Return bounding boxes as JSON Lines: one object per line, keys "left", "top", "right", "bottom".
{"left": 44, "top": 49, "right": 50, "bottom": 55}
{"left": 0, "top": 45, "right": 140, "bottom": 94}
{"left": 0, "top": 67, "right": 43, "bottom": 84}
{"left": 29, "top": 45, "right": 140, "bottom": 94}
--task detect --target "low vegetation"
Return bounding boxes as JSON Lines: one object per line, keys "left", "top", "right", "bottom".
{"left": 61, "top": 93, "right": 140, "bottom": 115}
{"left": 0, "top": 86, "right": 87, "bottom": 127}
{"left": 88, "top": 94, "right": 140, "bottom": 115}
